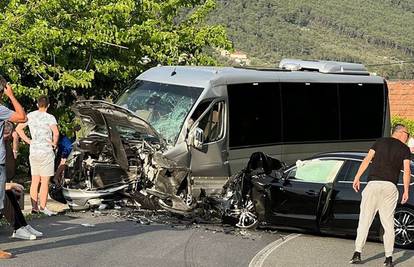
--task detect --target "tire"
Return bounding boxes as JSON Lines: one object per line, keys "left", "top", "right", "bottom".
{"left": 380, "top": 207, "right": 414, "bottom": 248}
{"left": 393, "top": 207, "right": 414, "bottom": 248}
{"left": 234, "top": 198, "right": 259, "bottom": 230}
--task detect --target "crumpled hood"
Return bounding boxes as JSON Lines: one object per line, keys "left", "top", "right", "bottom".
{"left": 73, "top": 100, "right": 166, "bottom": 170}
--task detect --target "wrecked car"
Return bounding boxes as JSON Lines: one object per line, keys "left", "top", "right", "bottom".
{"left": 203, "top": 152, "right": 285, "bottom": 229}
{"left": 54, "top": 61, "right": 390, "bottom": 214}
{"left": 227, "top": 151, "right": 414, "bottom": 248}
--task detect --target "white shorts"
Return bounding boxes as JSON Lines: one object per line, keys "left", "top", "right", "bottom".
{"left": 29, "top": 153, "right": 55, "bottom": 177}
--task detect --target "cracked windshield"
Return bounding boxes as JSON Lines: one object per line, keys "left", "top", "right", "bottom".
{"left": 116, "top": 80, "right": 203, "bottom": 145}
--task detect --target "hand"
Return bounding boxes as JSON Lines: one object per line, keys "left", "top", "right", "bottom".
{"left": 401, "top": 191, "right": 409, "bottom": 204}
{"left": 48, "top": 140, "right": 57, "bottom": 149}
{"left": 5, "top": 182, "right": 24, "bottom": 194}
{"left": 13, "top": 150, "right": 18, "bottom": 159}
{"left": 3, "top": 83, "right": 14, "bottom": 98}
{"left": 353, "top": 178, "right": 360, "bottom": 192}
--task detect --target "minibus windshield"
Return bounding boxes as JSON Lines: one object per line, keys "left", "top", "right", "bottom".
{"left": 117, "top": 80, "right": 203, "bottom": 145}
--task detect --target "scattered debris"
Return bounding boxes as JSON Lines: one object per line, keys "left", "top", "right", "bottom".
{"left": 81, "top": 223, "right": 95, "bottom": 227}
{"left": 98, "top": 204, "right": 108, "bottom": 210}
{"left": 93, "top": 210, "right": 102, "bottom": 215}
{"left": 58, "top": 152, "right": 285, "bottom": 240}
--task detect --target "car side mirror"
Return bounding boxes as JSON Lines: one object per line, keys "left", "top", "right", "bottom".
{"left": 189, "top": 127, "right": 204, "bottom": 150}
{"left": 281, "top": 172, "right": 291, "bottom": 184}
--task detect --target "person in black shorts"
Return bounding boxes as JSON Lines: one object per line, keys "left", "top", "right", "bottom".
{"left": 350, "top": 124, "right": 411, "bottom": 267}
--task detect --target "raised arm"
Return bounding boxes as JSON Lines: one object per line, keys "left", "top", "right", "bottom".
{"left": 4, "top": 84, "right": 26, "bottom": 123}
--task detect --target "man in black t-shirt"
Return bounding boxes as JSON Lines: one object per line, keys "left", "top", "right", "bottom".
{"left": 349, "top": 124, "right": 411, "bottom": 267}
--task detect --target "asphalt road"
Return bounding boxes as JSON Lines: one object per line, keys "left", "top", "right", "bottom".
{"left": 1, "top": 212, "right": 414, "bottom": 267}
{"left": 0, "top": 212, "right": 279, "bottom": 267}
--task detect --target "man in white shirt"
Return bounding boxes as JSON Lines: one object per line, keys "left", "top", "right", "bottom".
{"left": 16, "top": 95, "right": 59, "bottom": 216}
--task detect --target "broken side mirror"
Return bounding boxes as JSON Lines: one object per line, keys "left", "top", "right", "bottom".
{"left": 281, "top": 171, "right": 291, "bottom": 185}
{"left": 189, "top": 127, "right": 204, "bottom": 150}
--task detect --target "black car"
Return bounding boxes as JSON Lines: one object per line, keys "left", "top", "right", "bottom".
{"left": 227, "top": 152, "right": 414, "bottom": 248}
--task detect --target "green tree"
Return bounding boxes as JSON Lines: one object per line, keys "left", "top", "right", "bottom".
{"left": 0, "top": 0, "right": 231, "bottom": 132}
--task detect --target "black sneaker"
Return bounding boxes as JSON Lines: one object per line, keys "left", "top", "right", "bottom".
{"left": 31, "top": 209, "right": 40, "bottom": 215}
{"left": 349, "top": 251, "right": 361, "bottom": 264}
{"left": 384, "top": 257, "right": 394, "bottom": 267}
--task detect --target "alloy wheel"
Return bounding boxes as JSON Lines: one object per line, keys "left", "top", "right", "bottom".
{"left": 394, "top": 208, "right": 414, "bottom": 247}
{"left": 235, "top": 199, "right": 258, "bottom": 229}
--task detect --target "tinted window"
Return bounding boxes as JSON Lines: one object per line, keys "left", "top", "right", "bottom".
{"left": 281, "top": 83, "right": 339, "bottom": 142}
{"left": 338, "top": 160, "right": 413, "bottom": 184}
{"left": 337, "top": 160, "right": 370, "bottom": 182}
{"left": 228, "top": 83, "right": 281, "bottom": 148}
{"left": 339, "top": 83, "right": 384, "bottom": 140}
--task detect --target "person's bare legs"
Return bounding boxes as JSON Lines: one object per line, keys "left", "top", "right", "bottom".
{"left": 30, "top": 175, "right": 41, "bottom": 211}
{"left": 0, "top": 250, "right": 12, "bottom": 259}
{"left": 39, "top": 176, "right": 50, "bottom": 210}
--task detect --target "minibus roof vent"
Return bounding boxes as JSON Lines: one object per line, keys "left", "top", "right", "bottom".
{"left": 279, "top": 59, "right": 370, "bottom": 75}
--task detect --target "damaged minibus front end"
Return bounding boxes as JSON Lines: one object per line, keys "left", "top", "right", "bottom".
{"left": 60, "top": 100, "right": 192, "bottom": 212}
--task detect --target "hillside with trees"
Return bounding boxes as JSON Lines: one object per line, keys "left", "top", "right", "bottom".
{"left": 208, "top": 0, "right": 414, "bottom": 79}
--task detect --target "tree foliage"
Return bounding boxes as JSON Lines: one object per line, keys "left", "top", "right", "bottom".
{"left": 0, "top": 0, "right": 231, "bottom": 132}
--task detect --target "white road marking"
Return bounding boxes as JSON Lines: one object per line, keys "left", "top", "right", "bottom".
{"left": 249, "top": 233, "right": 301, "bottom": 267}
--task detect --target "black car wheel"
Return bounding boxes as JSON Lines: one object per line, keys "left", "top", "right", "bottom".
{"left": 235, "top": 198, "right": 258, "bottom": 229}
{"left": 394, "top": 207, "right": 414, "bottom": 248}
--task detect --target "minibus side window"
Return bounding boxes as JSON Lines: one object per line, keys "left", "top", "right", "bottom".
{"left": 189, "top": 101, "right": 212, "bottom": 128}
{"left": 197, "top": 101, "right": 225, "bottom": 143}
{"left": 227, "top": 83, "right": 282, "bottom": 148}
{"left": 281, "top": 82, "right": 339, "bottom": 142}
{"left": 339, "top": 83, "right": 384, "bottom": 140}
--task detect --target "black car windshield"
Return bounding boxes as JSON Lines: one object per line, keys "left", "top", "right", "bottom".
{"left": 289, "top": 159, "right": 344, "bottom": 183}
{"left": 116, "top": 80, "right": 203, "bottom": 145}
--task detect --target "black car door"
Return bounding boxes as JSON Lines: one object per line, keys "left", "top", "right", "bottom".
{"left": 321, "top": 159, "right": 381, "bottom": 235}
{"left": 268, "top": 159, "right": 345, "bottom": 231}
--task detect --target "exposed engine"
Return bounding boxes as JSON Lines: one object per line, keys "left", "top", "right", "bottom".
{"left": 61, "top": 132, "right": 191, "bottom": 210}
{"left": 65, "top": 134, "right": 137, "bottom": 190}
{"left": 52, "top": 100, "right": 194, "bottom": 211}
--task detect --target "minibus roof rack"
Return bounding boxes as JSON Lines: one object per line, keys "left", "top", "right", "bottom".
{"left": 233, "top": 66, "right": 290, "bottom": 72}
{"left": 278, "top": 59, "right": 370, "bottom": 75}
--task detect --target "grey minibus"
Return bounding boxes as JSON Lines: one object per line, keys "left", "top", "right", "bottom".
{"left": 114, "top": 59, "right": 390, "bottom": 196}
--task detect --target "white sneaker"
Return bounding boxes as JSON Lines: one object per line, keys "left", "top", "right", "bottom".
{"left": 12, "top": 227, "right": 36, "bottom": 240}
{"left": 40, "top": 207, "right": 57, "bottom": 216}
{"left": 25, "top": 225, "right": 43, "bottom": 237}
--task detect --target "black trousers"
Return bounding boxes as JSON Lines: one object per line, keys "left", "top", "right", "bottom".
{"left": 0, "top": 190, "right": 27, "bottom": 230}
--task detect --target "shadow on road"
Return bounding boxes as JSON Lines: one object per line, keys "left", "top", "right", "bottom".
{"left": 0, "top": 214, "right": 185, "bottom": 256}
{"left": 362, "top": 250, "right": 414, "bottom": 266}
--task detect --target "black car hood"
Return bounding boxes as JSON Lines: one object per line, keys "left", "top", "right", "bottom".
{"left": 73, "top": 100, "right": 166, "bottom": 170}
